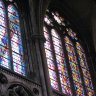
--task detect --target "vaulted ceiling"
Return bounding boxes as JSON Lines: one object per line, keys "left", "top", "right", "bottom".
{"left": 48, "top": 0, "right": 96, "bottom": 32}
{"left": 47, "top": 0, "right": 96, "bottom": 51}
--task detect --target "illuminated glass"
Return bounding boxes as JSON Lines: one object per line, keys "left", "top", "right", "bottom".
{"left": 44, "top": 27, "right": 59, "bottom": 90}
{"left": 76, "top": 42, "right": 95, "bottom": 95}
{"left": 44, "top": 15, "right": 52, "bottom": 25}
{"left": 51, "top": 29, "right": 72, "bottom": 95}
{"left": 66, "top": 28, "right": 77, "bottom": 40}
{"left": 52, "top": 12, "right": 64, "bottom": 25}
{"left": 44, "top": 9, "right": 95, "bottom": 96}
{"left": 8, "top": 5, "right": 25, "bottom": 76}
{"left": 0, "top": 0, "right": 10, "bottom": 68}
{"left": 65, "top": 36, "right": 85, "bottom": 96}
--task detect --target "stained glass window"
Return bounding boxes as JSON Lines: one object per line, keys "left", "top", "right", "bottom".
{"left": 76, "top": 42, "right": 94, "bottom": 96}
{"left": 51, "top": 29, "right": 72, "bottom": 95}
{"left": 44, "top": 9, "right": 95, "bottom": 96}
{"left": 66, "top": 28, "right": 77, "bottom": 40}
{"left": 0, "top": 0, "right": 25, "bottom": 76}
{"left": 64, "top": 36, "right": 85, "bottom": 96}
{"left": 8, "top": 4, "right": 25, "bottom": 76}
{"left": 44, "top": 27, "right": 59, "bottom": 90}
{"left": 0, "top": 0, "right": 10, "bottom": 68}
{"left": 44, "top": 25, "right": 72, "bottom": 95}
{"left": 52, "top": 12, "right": 64, "bottom": 25}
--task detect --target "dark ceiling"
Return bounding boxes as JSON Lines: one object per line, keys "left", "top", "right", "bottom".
{"left": 48, "top": 0, "right": 96, "bottom": 33}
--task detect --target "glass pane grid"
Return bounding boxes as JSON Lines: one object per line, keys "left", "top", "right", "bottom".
{"left": 0, "top": 7, "right": 5, "bottom": 17}
{"left": 74, "top": 81, "right": 85, "bottom": 96}
{"left": 0, "top": 45, "right": 9, "bottom": 56}
{"left": 9, "top": 21, "right": 20, "bottom": 30}
{"left": 44, "top": 32, "right": 50, "bottom": 41}
{"left": 67, "top": 28, "right": 77, "bottom": 40}
{"left": 0, "top": 16, "right": 6, "bottom": 27}
{"left": 65, "top": 37, "right": 85, "bottom": 96}
{"left": 8, "top": 13, "right": 19, "bottom": 24}
{"left": 49, "top": 68, "right": 59, "bottom": 90}
{"left": 86, "top": 88, "right": 94, "bottom": 96}
{"left": 44, "top": 41, "right": 51, "bottom": 50}
{"left": 11, "top": 34, "right": 22, "bottom": 44}
{"left": 11, "top": 41, "right": 22, "bottom": 50}
{"left": 72, "top": 71, "right": 82, "bottom": 83}
{"left": 0, "top": 27, "right": 7, "bottom": 36}
{"left": 50, "top": 78, "right": 59, "bottom": 90}
{"left": 45, "top": 49, "right": 53, "bottom": 60}
{"left": 47, "top": 58, "right": 55, "bottom": 70}
{"left": 82, "top": 68, "right": 90, "bottom": 78}
{"left": 8, "top": 5, "right": 18, "bottom": 17}
{"left": 11, "top": 41, "right": 23, "bottom": 55}
{"left": 77, "top": 49, "right": 88, "bottom": 69}
{"left": 52, "top": 13, "right": 62, "bottom": 24}
{"left": 0, "top": 56, "right": 10, "bottom": 68}
{"left": 51, "top": 30, "right": 72, "bottom": 95}
{"left": 52, "top": 35, "right": 61, "bottom": 41}
{"left": 0, "top": 35, "right": 8, "bottom": 48}
{"left": 54, "top": 45, "right": 64, "bottom": 56}
{"left": 61, "top": 84, "right": 72, "bottom": 95}
{"left": 83, "top": 77, "right": 93, "bottom": 89}
{"left": 52, "top": 37, "right": 62, "bottom": 47}
{"left": 70, "top": 63, "right": 79, "bottom": 73}
{"left": 0, "top": 1, "right": 4, "bottom": 8}
{"left": 10, "top": 28, "right": 21, "bottom": 36}
{"left": 13, "top": 62, "right": 25, "bottom": 76}
{"left": 76, "top": 42, "right": 95, "bottom": 95}
{"left": 0, "top": 10, "right": 5, "bottom": 18}
{"left": 53, "top": 42, "right": 63, "bottom": 49}
{"left": 44, "top": 27, "right": 59, "bottom": 91}
{"left": 8, "top": 4, "right": 25, "bottom": 76}
{"left": 59, "top": 74, "right": 70, "bottom": 85}
{"left": 44, "top": 15, "right": 52, "bottom": 25}
{"left": 12, "top": 51, "right": 23, "bottom": 61}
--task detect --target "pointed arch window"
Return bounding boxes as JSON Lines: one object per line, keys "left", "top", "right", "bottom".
{"left": 43, "top": 9, "right": 95, "bottom": 96}
{"left": 76, "top": 42, "right": 94, "bottom": 95}
{"left": 64, "top": 36, "right": 85, "bottom": 95}
{"left": 44, "top": 27, "right": 72, "bottom": 95}
{"left": 0, "top": 0, "right": 25, "bottom": 76}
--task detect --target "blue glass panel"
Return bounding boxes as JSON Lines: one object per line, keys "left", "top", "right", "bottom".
{"left": 0, "top": 0, "right": 10, "bottom": 68}
{"left": 8, "top": 5, "right": 25, "bottom": 75}
{"left": 0, "top": 16, "right": 6, "bottom": 26}
{"left": 8, "top": 5, "right": 18, "bottom": 17}
{"left": 8, "top": 12, "right": 19, "bottom": 24}
{"left": 0, "top": 7, "right": 5, "bottom": 17}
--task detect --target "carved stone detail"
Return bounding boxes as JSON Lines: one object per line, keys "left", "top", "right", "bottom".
{"left": 0, "top": 73, "right": 8, "bottom": 84}
{"left": 7, "top": 85, "right": 33, "bottom": 96}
